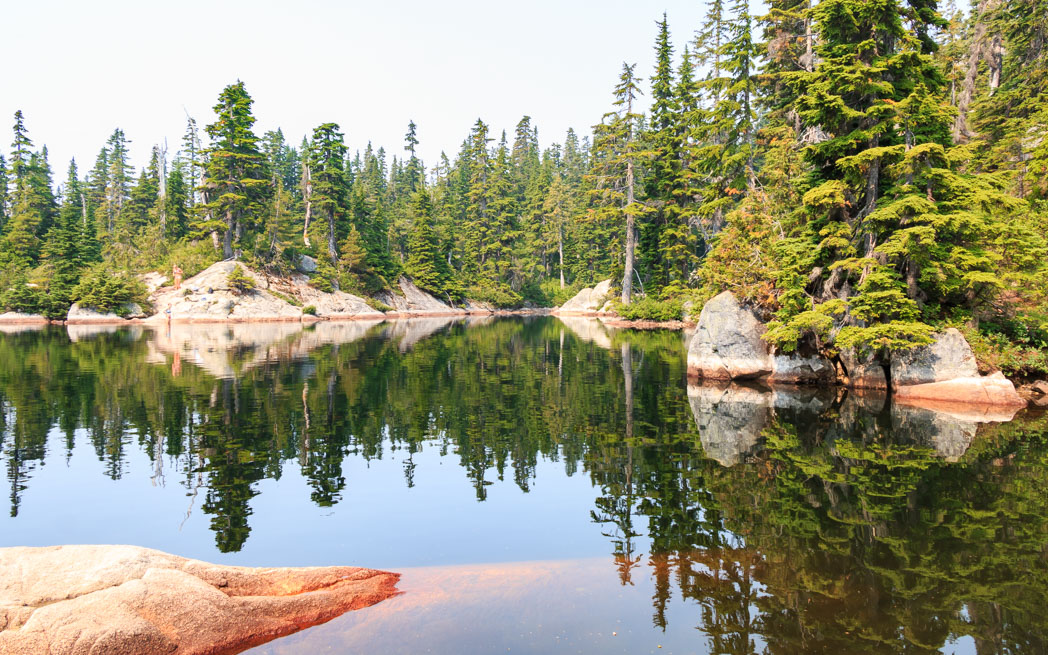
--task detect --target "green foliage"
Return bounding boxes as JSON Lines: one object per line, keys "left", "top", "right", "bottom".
{"left": 69, "top": 266, "right": 146, "bottom": 315}
{"left": 302, "top": 304, "right": 317, "bottom": 316}
{"left": 614, "top": 296, "right": 683, "bottom": 321}
{"left": 226, "top": 264, "right": 256, "bottom": 295}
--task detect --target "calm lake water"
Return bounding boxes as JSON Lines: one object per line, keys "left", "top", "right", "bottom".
{"left": 1, "top": 317, "right": 1046, "bottom": 654}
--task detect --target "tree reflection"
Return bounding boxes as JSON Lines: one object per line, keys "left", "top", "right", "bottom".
{"left": 0, "top": 320, "right": 1045, "bottom": 651}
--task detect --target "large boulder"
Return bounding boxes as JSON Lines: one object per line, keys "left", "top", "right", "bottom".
{"left": 687, "top": 292, "right": 773, "bottom": 380}
{"left": 890, "top": 329, "right": 1025, "bottom": 407}
{"left": 296, "top": 254, "right": 319, "bottom": 273}
{"left": 894, "top": 371, "right": 1027, "bottom": 409}
{"left": 0, "top": 545, "right": 398, "bottom": 655}
{"left": 890, "top": 328, "right": 978, "bottom": 386}
{"left": 556, "top": 279, "right": 613, "bottom": 314}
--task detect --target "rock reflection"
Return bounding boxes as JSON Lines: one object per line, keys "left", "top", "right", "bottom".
{"left": 688, "top": 382, "right": 1023, "bottom": 465}
{"left": 0, "top": 319, "right": 1046, "bottom": 653}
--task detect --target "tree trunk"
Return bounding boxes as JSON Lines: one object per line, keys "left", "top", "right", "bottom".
{"left": 953, "top": 0, "right": 1003, "bottom": 142}
{"left": 223, "top": 211, "right": 234, "bottom": 259}
{"left": 621, "top": 159, "right": 636, "bottom": 305}
{"left": 302, "top": 163, "right": 312, "bottom": 248}
{"left": 558, "top": 222, "right": 565, "bottom": 289}
{"left": 327, "top": 209, "right": 337, "bottom": 263}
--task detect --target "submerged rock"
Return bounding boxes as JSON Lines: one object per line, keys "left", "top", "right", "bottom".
{"left": 555, "top": 279, "right": 613, "bottom": 314}
{"left": 687, "top": 291, "right": 773, "bottom": 380}
{"left": 0, "top": 545, "right": 398, "bottom": 655}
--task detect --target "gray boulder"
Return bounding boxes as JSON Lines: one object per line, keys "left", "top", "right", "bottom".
{"left": 296, "top": 254, "right": 318, "bottom": 273}
{"left": 687, "top": 291, "right": 772, "bottom": 380}
{"left": 891, "top": 328, "right": 978, "bottom": 386}
{"left": 556, "top": 279, "right": 613, "bottom": 314}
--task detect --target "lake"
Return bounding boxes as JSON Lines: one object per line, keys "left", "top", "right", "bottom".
{"left": 1, "top": 317, "right": 1045, "bottom": 654}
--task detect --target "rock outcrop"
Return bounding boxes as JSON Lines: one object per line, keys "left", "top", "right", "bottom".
{"left": 894, "top": 371, "right": 1027, "bottom": 409}
{"left": 890, "top": 328, "right": 979, "bottom": 385}
{"left": 770, "top": 353, "right": 836, "bottom": 385}
{"left": 0, "top": 545, "right": 398, "bottom": 655}
{"left": 66, "top": 302, "right": 145, "bottom": 323}
{"left": 0, "top": 311, "right": 48, "bottom": 325}
{"left": 148, "top": 261, "right": 304, "bottom": 323}
{"left": 687, "top": 292, "right": 773, "bottom": 380}
{"left": 890, "top": 329, "right": 1025, "bottom": 407}
{"left": 687, "top": 292, "right": 837, "bottom": 383}
{"left": 555, "top": 279, "right": 613, "bottom": 314}
{"left": 377, "top": 276, "right": 459, "bottom": 315}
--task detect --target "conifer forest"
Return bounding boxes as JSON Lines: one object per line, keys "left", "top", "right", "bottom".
{"left": 2, "top": 0, "right": 1047, "bottom": 373}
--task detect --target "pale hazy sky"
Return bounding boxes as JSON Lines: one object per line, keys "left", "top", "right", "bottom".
{"left": 2, "top": 0, "right": 711, "bottom": 178}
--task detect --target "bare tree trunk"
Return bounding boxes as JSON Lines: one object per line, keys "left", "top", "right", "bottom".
{"left": 158, "top": 141, "right": 168, "bottom": 235}
{"left": 302, "top": 163, "right": 312, "bottom": 248}
{"left": 558, "top": 222, "right": 565, "bottom": 289}
{"left": 621, "top": 158, "right": 636, "bottom": 304}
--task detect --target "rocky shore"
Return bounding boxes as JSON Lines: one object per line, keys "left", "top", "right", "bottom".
{"left": 687, "top": 291, "right": 1031, "bottom": 409}
{"left": 0, "top": 545, "right": 399, "bottom": 655}
{"left": 0, "top": 261, "right": 551, "bottom": 326}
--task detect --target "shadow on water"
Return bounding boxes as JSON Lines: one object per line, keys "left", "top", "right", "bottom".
{"left": 0, "top": 317, "right": 1046, "bottom": 653}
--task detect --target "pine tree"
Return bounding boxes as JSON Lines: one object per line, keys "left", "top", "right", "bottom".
{"left": 40, "top": 160, "right": 85, "bottom": 314}
{"left": 0, "top": 156, "right": 8, "bottom": 231}
{"left": 200, "top": 81, "right": 272, "bottom": 259}
{"left": 404, "top": 188, "right": 449, "bottom": 294}
{"left": 590, "top": 63, "right": 650, "bottom": 304}
{"left": 306, "top": 123, "right": 349, "bottom": 264}
{"left": 642, "top": 14, "right": 680, "bottom": 292}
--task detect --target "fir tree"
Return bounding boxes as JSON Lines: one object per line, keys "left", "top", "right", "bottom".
{"left": 200, "top": 81, "right": 272, "bottom": 259}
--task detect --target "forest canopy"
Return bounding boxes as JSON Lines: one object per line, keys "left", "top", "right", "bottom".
{"left": 1, "top": 0, "right": 1045, "bottom": 371}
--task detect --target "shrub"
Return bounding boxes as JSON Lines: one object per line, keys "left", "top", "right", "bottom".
{"left": 614, "top": 296, "right": 684, "bottom": 322}
{"left": 70, "top": 267, "right": 147, "bottom": 315}
{"left": 302, "top": 305, "right": 317, "bottom": 316}
{"left": 227, "top": 265, "right": 256, "bottom": 295}
{"left": 1, "top": 281, "right": 44, "bottom": 315}
{"left": 368, "top": 299, "right": 394, "bottom": 313}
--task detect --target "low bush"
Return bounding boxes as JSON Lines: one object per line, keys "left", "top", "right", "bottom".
{"left": 302, "top": 305, "right": 317, "bottom": 316}
{"left": 614, "top": 296, "right": 684, "bottom": 322}
{"left": 70, "top": 266, "right": 147, "bottom": 316}
{"left": 227, "top": 265, "right": 256, "bottom": 295}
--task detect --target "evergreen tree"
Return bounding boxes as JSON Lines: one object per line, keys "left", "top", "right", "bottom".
{"left": 404, "top": 188, "right": 449, "bottom": 294}
{"left": 40, "top": 160, "right": 85, "bottom": 314}
{"left": 590, "top": 63, "right": 649, "bottom": 303}
{"left": 306, "top": 123, "right": 349, "bottom": 264}
{"left": 199, "top": 81, "right": 272, "bottom": 259}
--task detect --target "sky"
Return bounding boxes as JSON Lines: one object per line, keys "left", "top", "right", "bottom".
{"left": 2, "top": 0, "right": 711, "bottom": 179}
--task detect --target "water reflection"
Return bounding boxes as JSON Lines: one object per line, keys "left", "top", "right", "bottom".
{"left": 0, "top": 318, "right": 1045, "bottom": 653}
